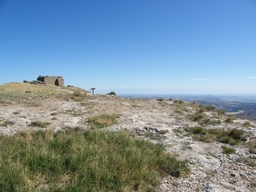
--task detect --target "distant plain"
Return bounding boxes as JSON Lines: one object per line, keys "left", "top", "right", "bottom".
{"left": 121, "top": 94, "right": 256, "bottom": 121}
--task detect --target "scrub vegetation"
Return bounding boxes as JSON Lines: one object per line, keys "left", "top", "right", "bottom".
{"left": 185, "top": 127, "right": 246, "bottom": 145}
{"left": 0, "top": 129, "right": 190, "bottom": 192}
{"left": 87, "top": 114, "right": 119, "bottom": 129}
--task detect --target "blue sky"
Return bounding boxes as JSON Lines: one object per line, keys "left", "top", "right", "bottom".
{"left": 1, "top": 0, "right": 256, "bottom": 95}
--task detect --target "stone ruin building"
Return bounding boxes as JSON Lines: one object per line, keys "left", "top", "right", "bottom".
{"left": 37, "top": 75, "right": 64, "bottom": 86}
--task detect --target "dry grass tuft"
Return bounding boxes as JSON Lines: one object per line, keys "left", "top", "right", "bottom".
{"left": 87, "top": 114, "right": 119, "bottom": 129}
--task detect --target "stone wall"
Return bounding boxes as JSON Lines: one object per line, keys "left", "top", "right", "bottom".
{"left": 37, "top": 76, "right": 64, "bottom": 86}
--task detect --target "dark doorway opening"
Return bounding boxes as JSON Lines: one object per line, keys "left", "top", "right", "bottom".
{"left": 55, "top": 79, "right": 59, "bottom": 86}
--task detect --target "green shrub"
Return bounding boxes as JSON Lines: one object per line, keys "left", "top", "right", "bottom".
{"left": 190, "top": 113, "right": 204, "bottom": 122}
{"left": 248, "top": 139, "right": 256, "bottom": 154}
{"left": 28, "top": 121, "right": 50, "bottom": 128}
{"left": 236, "top": 157, "right": 256, "bottom": 167}
{"left": 201, "top": 118, "right": 221, "bottom": 126}
{"left": 189, "top": 109, "right": 221, "bottom": 126}
{"left": 190, "top": 126, "right": 205, "bottom": 134}
{"left": 174, "top": 100, "right": 184, "bottom": 104}
{"left": 1, "top": 121, "right": 15, "bottom": 127}
{"left": 185, "top": 127, "right": 215, "bottom": 143}
{"left": 221, "top": 146, "right": 236, "bottom": 154}
{"left": 250, "top": 182, "right": 256, "bottom": 188}
{"left": 197, "top": 106, "right": 205, "bottom": 113}
{"left": 228, "top": 129, "right": 245, "bottom": 141}
{"left": 216, "top": 129, "right": 245, "bottom": 145}
{"left": 0, "top": 130, "right": 190, "bottom": 191}
{"left": 185, "top": 127, "right": 246, "bottom": 145}
{"left": 107, "top": 91, "right": 116, "bottom": 96}
{"left": 173, "top": 129, "right": 183, "bottom": 135}
{"left": 192, "top": 134, "right": 216, "bottom": 143}
{"left": 203, "top": 105, "right": 216, "bottom": 111}
{"left": 225, "top": 117, "right": 234, "bottom": 123}
{"left": 243, "top": 122, "right": 251, "bottom": 127}
{"left": 174, "top": 110, "right": 183, "bottom": 115}
{"left": 218, "top": 136, "right": 239, "bottom": 145}
{"left": 217, "top": 109, "right": 226, "bottom": 115}
{"left": 156, "top": 98, "right": 164, "bottom": 101}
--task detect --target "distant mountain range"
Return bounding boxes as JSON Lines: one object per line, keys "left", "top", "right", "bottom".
{"left": 120, "top": 94, "right": 256, "bottom": 121}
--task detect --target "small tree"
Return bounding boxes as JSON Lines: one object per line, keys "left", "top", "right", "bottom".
{"left": 107, "top": 91, "right": 116, "bottom": 96}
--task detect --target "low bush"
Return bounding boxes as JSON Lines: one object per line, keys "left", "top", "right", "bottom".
{"left": 236, "top": 157, "right": 256, "bottom": 167}
{"left": 28, "top": 121, "right": 50, "bottom": 128}
{"left": 201, "top": 118, "right": 221, "bottom": 126}
{"left": 221, "top": 146, "right": 236, "bottom": 154}
{"left": 189, "top": 109, "right": 221, "bottom": 126}
{"left": 249, "top": 146, "right": 256, "bottom": 154}
{"left": 173, "top": 129, "right": 183, "bottom": 135}
{"left": 203, "top": 105, "right": 216, "bottom": 111}
{"left": 217, "top": 109, "right": 226, "bottom": 115}
{"left": 185, "top": 127, "right": 246, "bottom": 145}
{"left": 248, "top": 139, "right": 256, "bottom": 154}
{"left": 185, "top": 127, "right": 214, "bottom": 143}
{"left": 250, "top": 182, "right": 256, "bottom": 188}
{"left": 189, "top": 126, "right": 205, "bottom": 134}
{"left": 190, "top": 113, "right": 204, "bottom": 122}
{"left": 67, "top": 91, "right": 87, "bottom": 102}
{"left": 174, "top": 100, "right": 184, "bottom": 104}
{"left": 217, "top": 129, "right": 246, "bottom": 145}
{"left": 107, "top": 91, "right": 116, "bottom": 96}
{"left": 225, "top": 116, "right": 235, "bottom": 123}
{"left": 243, "top": 122, "right": 251, "bottom": 127}
{"left": 156, "top": 98, "right": 164, "bottom": 101}
{"left": 196, "top": 106, "right": 205, "bottom": 113}
{"left": 1, "top": 121, "right": 15, "bottom": 127}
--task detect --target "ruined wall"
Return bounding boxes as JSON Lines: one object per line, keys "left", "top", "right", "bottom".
{"left": 37, "top": 76, "right": 64, "bottom": 86}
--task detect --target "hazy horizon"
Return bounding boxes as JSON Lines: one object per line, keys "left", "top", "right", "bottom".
{"left": 96, "top": 88, "right": 256, "bottom": 96}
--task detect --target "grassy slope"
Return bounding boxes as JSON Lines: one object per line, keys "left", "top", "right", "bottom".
{"left": 0, "top": 83, "right": 190, "bottom": 191}
{"left": 0, "top": 130, "right": 190, "bottom": 192}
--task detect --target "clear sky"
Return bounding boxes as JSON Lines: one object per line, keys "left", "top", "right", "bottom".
{"left": 1, "top": 0, "right": 256, "bottom": 95}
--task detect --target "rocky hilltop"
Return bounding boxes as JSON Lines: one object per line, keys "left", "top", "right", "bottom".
{"left": 0, "top": 83, "right": 256, "bottom": 192}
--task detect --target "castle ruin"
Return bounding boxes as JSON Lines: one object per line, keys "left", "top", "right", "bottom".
{"left": 37, "top": 75, "right": 64, "bottom": 86}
